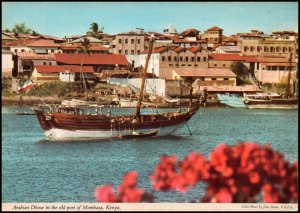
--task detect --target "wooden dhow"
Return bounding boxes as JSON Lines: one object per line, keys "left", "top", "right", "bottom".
{"left": 33, "top": 36, "right": 201, "bottom": 140}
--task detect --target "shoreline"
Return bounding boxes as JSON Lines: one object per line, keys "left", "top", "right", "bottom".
{"left": 2, "top": 95, "right": 221, "bottom": 108}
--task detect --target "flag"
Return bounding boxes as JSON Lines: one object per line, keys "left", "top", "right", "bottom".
{"left": 18, "top": 80, "right": 34, "bottom": 92}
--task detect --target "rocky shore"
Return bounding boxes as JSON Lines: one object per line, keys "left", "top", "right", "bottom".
{"left": 2, "top": 95, "right": 64, "bottom": 106}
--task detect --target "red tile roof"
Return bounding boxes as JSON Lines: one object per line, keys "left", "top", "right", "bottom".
{"left": 140, "top": 46, "right": 168, "bottom": 54}
{"left": 2, "top": 38, "right": 37, "bottom": 47}
{"left": 209, "top": 53, "right": 244, "bottom": 61}
{"left": 27, "top": 39, "right": 61, "bottom": 47}
{"left": 172, "top": 67, "right": 236, "bottom": 77}
{"left": 35, "top": 65, "right": 94, "bottom": 73}
{"left": 206, "top": 26, "right": 223, "bottom": 31}
{"left": 60, "top": 43, "right": 108, "bottom": 51}
{"left": 54, "top": 53, "right": 129, "bottom": 65}
{"left": 16, "top": 52, "right": 56, "bottom": 60}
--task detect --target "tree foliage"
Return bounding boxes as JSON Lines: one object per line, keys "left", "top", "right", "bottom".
{"left": 87, "top": 22, "right": 104, "bottom": 39}
{"left": 230, "top": 61, "right": 249, "bottom": 77}
{"left": 11, "top": 22, "right": 33, "bottom": 34}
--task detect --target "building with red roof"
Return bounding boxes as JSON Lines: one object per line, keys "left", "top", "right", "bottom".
{"left": 32, "top": 65, "right": 94, "bottom": 84}
{"left": 60, "top": 43, "right": 109, "bottom": 54}
{"left": 162, "top": 67, "right": 237, "bottom": 86}
{"left": 27, "top": 39, "right": 61, "bottom": 54}
{"left": 54, "top": 53, "right": 129, "bottom": 72}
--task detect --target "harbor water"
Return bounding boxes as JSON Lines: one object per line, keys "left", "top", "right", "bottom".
{"left": 2, "top": 106, "right": 298, "bottom": 202}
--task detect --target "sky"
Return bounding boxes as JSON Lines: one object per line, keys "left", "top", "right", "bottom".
{"left": 2, "top": 2, "right": 298, "bottom": 38}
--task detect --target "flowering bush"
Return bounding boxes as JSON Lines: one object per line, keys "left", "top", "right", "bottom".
{"left": 95, "top": 141, "right": 298, "bottom": 203}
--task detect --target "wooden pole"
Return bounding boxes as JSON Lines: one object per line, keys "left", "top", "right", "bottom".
{"left": 134, "top": 36, "right": 154, "bottom": 118}
{"left": 286, "top": 52, "right": 292, "bottom": 98}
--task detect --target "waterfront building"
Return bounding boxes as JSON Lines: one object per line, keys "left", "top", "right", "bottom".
{"left": 237, "top": 29, "right": 298, "bottom": 61}
{"left": 138, "top": 46, "right": 209, "bottom": 78}
{"left": 31, "top": 65, "right": 94, "bottom": 85}
{"left": 14, "top": 52, "right": 57, "bottom": 78}
{"left": 208, "top": 53, "right": 246, "bottom": 68}
{"left": 54, "top": 53, "right": 129, "bottom": 72}
{"left": 170, "top": 67, "right": 237, "bottom": 86}
{"left": 243, "top": 56, "right": 297, "bottom": 84}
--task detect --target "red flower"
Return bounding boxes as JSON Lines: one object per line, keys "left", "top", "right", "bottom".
{"left": 95, "top": 185, "right": 117, "bottom": 202}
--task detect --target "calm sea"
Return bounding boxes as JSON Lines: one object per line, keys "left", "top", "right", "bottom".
{"left": 2, "top": 106, "right": 298, "bottom": 202}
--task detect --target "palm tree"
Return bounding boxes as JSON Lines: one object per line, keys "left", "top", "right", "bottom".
{"left": 88, "top": 22, "right": 104, "bottom": 39}
{"left": 79, "top": 37, "right": 90, "bottom": 99}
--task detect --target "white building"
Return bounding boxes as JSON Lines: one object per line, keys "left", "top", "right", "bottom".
{"left": 1, "top": 49, "right": 14, "bottom": 77}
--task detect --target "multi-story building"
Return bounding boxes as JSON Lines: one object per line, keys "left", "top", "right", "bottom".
{"left": 112, "top": 28, "right": 148, "bottom": 56}
{"left": 202, "top": 26, "right": 223, "bottom": 47}
{"left": 138, "top": 46, "right": 209, "bottom": 78}
{"left": 237, "top": 30, "right": 297, "bottom": 60}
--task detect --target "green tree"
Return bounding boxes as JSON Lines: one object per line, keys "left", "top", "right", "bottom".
{"left": 11, "top": 22, "right": 32, "bottom": 34}
{"left": 87, "top": 22, "right": 104, "bottom": 39}
{"left": 230, "top": 61, "right": 248, "bottom": 76}
{"left": 230, "top": 61, "right": 250, "bottom": 85}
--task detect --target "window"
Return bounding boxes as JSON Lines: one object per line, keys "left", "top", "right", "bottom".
{"left": 168, "top": 56, "right": 171, "bottom": 62}
{"left": 212, "top": 78, "right": 217, "bottom": 80}
{"left": 223, "top": 64, "right": 226, "bottom": 67}
{"left": 43, "top": 62, "right": 46, "bottom": 65}
{"left": 279, "top": 66, "right": 285, "bottom": 70}
{"left": 125, "top": 50, "right": 128, "bottom": 54}
{"left": 131, "top": 50, "right": 134, "bottom": 55}
{"left": 224, "top": 78, "right": 229, "bottom": 80}
{"left": 14, "top": 49, "right": 18, "bottom": 53}
{"left": 51, "top": 49, "right": 55, "bottom": 53}
{"left": 137, "top": 50, "right": 140, "bottom": 54}
{"left": 191, "top": 57, "right": 194, "bottom": 62}
{"left": 185, "top": 57, "right": 188, "bottom": 62}
{"left": 131, "top": 39, "right": 134, "bottom": 44}
{"left": 119, "top": 39, "right": 122, "bottom": 44}
{"left": 272, "top": 66, "right": 277, "bottom": 71}
{"left": 162, "top": 56, "right": 165, "bottom": 61}
{"left": 181, "top": 64, "right": 185, "bottom": 66}
{"left": 174, "top": 56, "right": 177, "bottom": 61}
{"left": 180, "top": 56, "right": 183, "bottom": 62}
{"left": 119, "top": 50, "right": 122, "bottom": 54}
{"left": 137, "top": 39, "right": 140, "bottom": 44}
{"left": 203, "top": 57, "right": 206, "bottom": 61}
{"left": 188, "top": 64, "right": 192, "bottom": 66}
{"left": 21, "top": 49, "right": 25, "bottom": 52}
{"left": 214, "top": 64, "right": 217, "bottom": 67}
{"left": 197, "top": 57, "right": 201, "bottom": 62}
{"left": 169, "top": 64, "right": 173, "bottom": 67}
{"left": 49, "top": 62, "right": 52, "bottom": 65}
{"left": 125, "top": 39, "right": 128, "bottom": 44}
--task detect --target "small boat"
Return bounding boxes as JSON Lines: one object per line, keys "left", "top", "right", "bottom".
{"left": 217, "top": 93, "right": 246, "bottom": 108}
{"left": 243, "top": 93, "right": 298, "bottom": 109}
{"left": 118, "top": 130, "right": 158, "bottom": 139}
{"left": 16, "top": 110, "right": 35, "bottom": 115}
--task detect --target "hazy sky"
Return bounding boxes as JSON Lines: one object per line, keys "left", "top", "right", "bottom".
{"left": 2, "top": 2, "right": 298, "bottom": 38}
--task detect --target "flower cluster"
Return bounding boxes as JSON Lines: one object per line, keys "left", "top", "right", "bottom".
{"left": 95, "top": 142, "right": 298, "bottom": 203}
{"left": 95, "top": 171, "right": 146, "bottom": 202}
